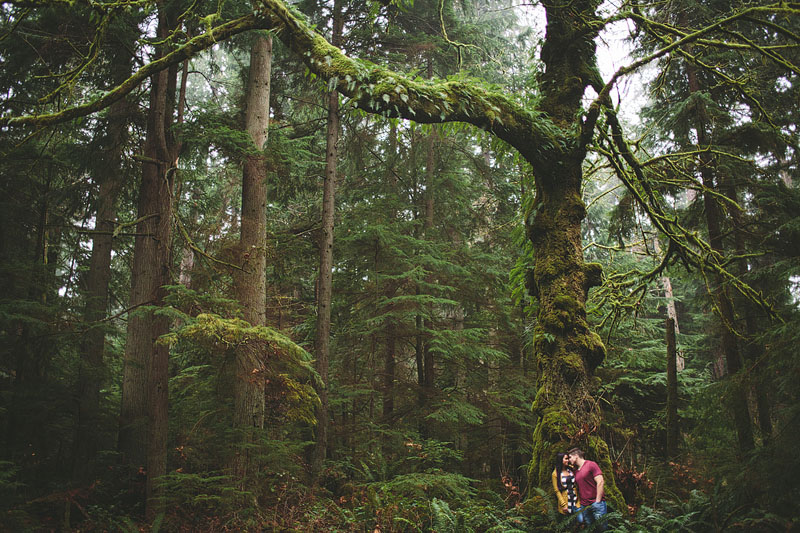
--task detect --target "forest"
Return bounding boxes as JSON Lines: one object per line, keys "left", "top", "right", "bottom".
{"left": 1, "top": 0, "right": 799, "bottom": 530}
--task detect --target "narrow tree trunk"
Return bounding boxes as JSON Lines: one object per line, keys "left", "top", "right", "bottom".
{"left": 686, "top": 62, "right": 755, "bottom": 454}
{"left": 422, "top": 108, "right": 437, "bottom": 395}
{"left": 312, "top": 1, "right": 343, "bottom": 475}
{"left": 662, "top": 276, "right": 684, "bottom": 371}
{"left": 666, "top": 318, "right": 679, "bottom": 459}
{"left": 654, "top": 239, "right": 684, "bottom": 371}
{"left": 724, "top": 176, "right": 772, "bottom": 442}
{"left": 381, "top": 120, "right": 400, "bottom": 426}
{"left": 73, "top": 97, "right": 128, "bottom": 483}
{"left": 232, "top": 33, "right": 273, "bottom": 480}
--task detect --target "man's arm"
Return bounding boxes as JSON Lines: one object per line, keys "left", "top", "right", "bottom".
{"left": 594, "top": 474, "right": 605, "bottom": 503}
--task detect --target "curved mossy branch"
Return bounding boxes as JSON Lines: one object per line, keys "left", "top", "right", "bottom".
{"left": 600, "top": 108, "right": 779, "bottom": 321}
{"left": 586, "top": 3, "right": 800, "bottom": 134}
{"left": 0, "top": 13, "right": 267, "bottom": 128}
{"left": 254, "top": 0, "right": 561, "bottom": 167}
{"left": 628, "top": 7, "right": 800, "bottom": 75}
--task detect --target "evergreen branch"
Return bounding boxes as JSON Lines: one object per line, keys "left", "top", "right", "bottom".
{"left": 35, "top": 9, "right": 112, "bottom": 105}
{"left": 663, "top": 39, "right": 778, "bottom": 128}
{"left": 718, "top": 27, "right": 800, "bottom": 77}
{"left": 0, "top": 7, "right": 31, "bottom": 42}
{"left": 585, "top": 183, "right": 624, "bottom": 211}
{"left": 1, "top": 13, "right": 268, "bottom": 127}
{"left": 173, "top": 211, "right": 245, "bottom": 273}
{"left": 630, "top": 7, "right": 800, "bottom": 53}
{"left": 742, "top": 15, "right": 800, "bottom": 45}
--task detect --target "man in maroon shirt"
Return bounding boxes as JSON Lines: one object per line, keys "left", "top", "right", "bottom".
{"left": 567, "top": 447, "right": 608, "bottom": 531}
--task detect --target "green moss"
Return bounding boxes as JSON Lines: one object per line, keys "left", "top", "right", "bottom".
{"left": 583, "top": 262, "right": 603, "bottom": 289}
{"left": 528, "top": 406, "right": 578, "bottom": 488}
{"left": 561, "top": 351, "right": 585, "bottom": 379}
{"left": 540, "top": 308, "right": 568, "bottom": 331}
{"left": 531, "top": 385, "right": 549, "bottom": 414}
{"left": 553, "top": 294, "right": 579, "bottom": 313}
{"left": 575, "top": 329, "right": 605, "bottom": 371}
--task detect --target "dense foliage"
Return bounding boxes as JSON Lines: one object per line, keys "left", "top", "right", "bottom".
{"left": 1, "top": 0, "right": 798, "bottom": 531}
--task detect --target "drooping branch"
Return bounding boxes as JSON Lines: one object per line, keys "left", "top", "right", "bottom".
{"left": 598, "top": 108, "right": 779, "bottom": 321}
{"left": 586, "top": 3, "right": 800, "bottom": 131}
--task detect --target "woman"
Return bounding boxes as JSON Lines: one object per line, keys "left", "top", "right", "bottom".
{"left": 552, "top": 452, "right": 579, "bottom": 515}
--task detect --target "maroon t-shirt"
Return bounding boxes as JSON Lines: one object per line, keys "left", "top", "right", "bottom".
{"left": 574, "top": 460, "right": 604, "bottom": 506}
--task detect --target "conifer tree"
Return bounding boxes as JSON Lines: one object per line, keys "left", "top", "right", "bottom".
{"left": 231, "top": 31, "right": 273, "bottom": 480}
{"left": 118, "top": 1, "right": 186, "bottom": 518}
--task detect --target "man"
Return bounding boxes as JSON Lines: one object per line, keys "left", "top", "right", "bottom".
{"left": 567, "top": 447, "right": 607, "bottom": 531}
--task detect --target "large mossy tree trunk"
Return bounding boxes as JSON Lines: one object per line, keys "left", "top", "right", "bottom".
{"left": 525, "top": 0, "right": 623, "bottom": 509}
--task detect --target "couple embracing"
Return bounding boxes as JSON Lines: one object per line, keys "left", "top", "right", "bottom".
{"left": 552, "top": 448, "right": 608, "bottom": 531}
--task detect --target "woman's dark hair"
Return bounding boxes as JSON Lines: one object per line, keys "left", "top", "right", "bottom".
{"left": 555, "top": 453, "right": 569, "bottom": 492}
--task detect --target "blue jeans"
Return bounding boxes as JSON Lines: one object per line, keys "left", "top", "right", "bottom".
{"left": 576, "top": 501, "right": 607, "bottom": 531}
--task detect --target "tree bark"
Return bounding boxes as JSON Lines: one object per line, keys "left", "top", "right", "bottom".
{"left": 654, "top": 238, "right": 684, "bottom": 371}
{"left": 723, "top": 174, "right": 772, "bottom": 442}
{"left": 422, "top": 111, "right": 437, "bottom": 395}
{"left": 526, "top": 0, "right": 623, "bottom": 509}
{"left": 383, "top": 121, "right": 399, "bottom": 425}
{"left": 118, "top": 4, "right": 181, "bottom": 520}
{"left": 312, "top": 0, "right": 342, "bottom": 475}
{"left": 666, "top": 318, "right": 679, "bottom": 459}
{"left": 232, "top": 33, "right": 273, "bottom": 480}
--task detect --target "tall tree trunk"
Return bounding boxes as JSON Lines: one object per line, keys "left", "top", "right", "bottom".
{"left": 118, "top": 4, "right": 182, "bottom": 520}
{"left": 381, "top": 119, "right": 400, "bottom": 427}
{"left": 73, "top": 95, "right": 129, "bottom": 483}
{"left": 661, "top": 275, "right": 684, "bottom": 371}
{"left": 666, "top": 318, "right": 679, "bottom": 459}
{"left": 686, "top": 62, "right": 755, "bottom": 454}
{"left": 232, "top": 33, "right": 273, "bottom": 480}
{"left": 422, "top": 103, "right": 437, "bottom": 396}
{"left": 312, "top": 0, "right": 342, "bottom": 474}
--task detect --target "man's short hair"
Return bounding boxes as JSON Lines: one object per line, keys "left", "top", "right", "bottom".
{"left": 567, "top": 447, "right": 585, "bottom": 459}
